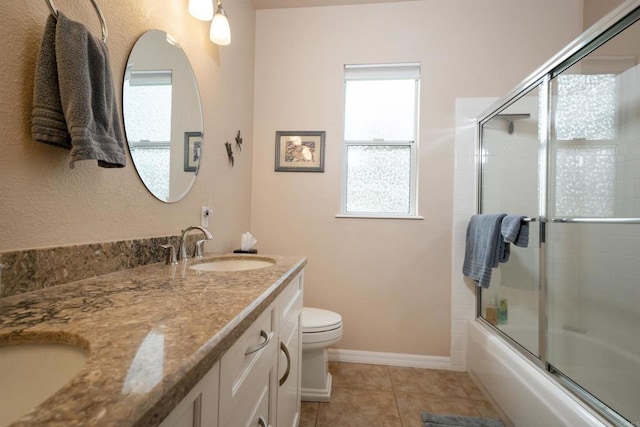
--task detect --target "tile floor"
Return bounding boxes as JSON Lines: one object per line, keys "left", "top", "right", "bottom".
{"left": 299, "top": 362, "right": 504, "bottom": 427}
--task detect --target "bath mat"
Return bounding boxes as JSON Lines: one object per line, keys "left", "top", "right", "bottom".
{"left": 422, "top": 413, "right": 504, "bottom": 427}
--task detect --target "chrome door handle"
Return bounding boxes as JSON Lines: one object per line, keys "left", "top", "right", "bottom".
{"left": 245, "top": 330, "right": 270, "bottom": 355}
{"left": 279, "top": 341, "right": 291, "bottom": 386}
{"left": 258, "top": 416, "right": 268, "bottom": 427}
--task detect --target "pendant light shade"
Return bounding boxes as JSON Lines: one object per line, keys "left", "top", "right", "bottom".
{"left": 188, "top": 0, "right": 213, "bottom": 21}
{"left": 209, "top": 1, "right": 231, "bottom": 45}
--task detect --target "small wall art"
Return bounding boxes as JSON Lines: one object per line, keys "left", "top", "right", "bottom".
{"left": 274, "top": 131, "right": 325, "bottom": 172}
{"left": 184, "top": 131, "right": 202, "bottom": 172}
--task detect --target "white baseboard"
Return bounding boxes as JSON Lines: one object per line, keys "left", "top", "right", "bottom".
{"left": 328, "top": 348, "right": 456, "bottom": 370}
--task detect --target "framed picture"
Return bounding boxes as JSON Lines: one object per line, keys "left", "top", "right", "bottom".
{"left": 275, "top": 131, "right": 325, "bottom": 172}
{"left": 184, "top": 131, "right": 202, "bottom": 172}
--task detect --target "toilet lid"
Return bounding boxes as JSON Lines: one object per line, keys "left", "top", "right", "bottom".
{"left": 302, "top": 307, "right": 342, "bottom": 333}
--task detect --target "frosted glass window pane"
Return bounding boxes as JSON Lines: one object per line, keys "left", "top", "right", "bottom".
{"left": 123, "top": 84, "right": 172, "bottom": 142}
{"left": 555, "top": 144, "right": 615, "bottom": 217}
{"left": 555, "top": 74, "right": 616, "bottom": 140}
{"left": 130, "top": 147, "right": 170, "bottom": 200}
{"left": 345, "top": 80, "right": 416, "bottom": 141}
{"left": 346, "top": 145, "right": 411, "bottom": 213}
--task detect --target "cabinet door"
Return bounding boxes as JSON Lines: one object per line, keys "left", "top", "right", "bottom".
{"left": 222, "top": 360, "right": 275, "bottom": 427}
{"left": 277, "top": 273, "right": 303, "bottom": 427}
{"left": 159, "top": 361, "right": 220, "bottom": 427}
{"left": 219, "top": 304, "right": 277, "bottom": 427}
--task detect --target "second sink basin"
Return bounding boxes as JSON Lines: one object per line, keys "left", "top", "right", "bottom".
{"left": 0, "top": 341, "right": 88, "bottom": 426}
{"left": 190, "top": 257, "right": 275, "bottom": 272}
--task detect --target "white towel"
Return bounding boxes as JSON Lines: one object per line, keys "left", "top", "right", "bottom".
{"left": 32, "top": 13, "right": 126, "bottom": 168}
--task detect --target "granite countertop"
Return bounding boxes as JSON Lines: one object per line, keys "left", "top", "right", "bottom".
{"left": 0, "top": 253, "right": 306, "bottom": 426}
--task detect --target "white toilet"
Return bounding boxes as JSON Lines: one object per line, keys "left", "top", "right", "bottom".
{"left": 301, "top": 307, "right": 343, "bottom": 402}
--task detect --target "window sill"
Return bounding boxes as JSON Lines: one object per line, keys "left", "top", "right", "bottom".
{"left": 335, "top": 214, "right": 424, "bottom": 220}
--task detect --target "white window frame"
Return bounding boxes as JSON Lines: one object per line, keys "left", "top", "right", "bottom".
{"left": 338, "top": 63, "right": 422, "bottom": 219}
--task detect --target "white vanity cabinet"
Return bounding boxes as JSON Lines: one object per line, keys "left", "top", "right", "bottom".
{"left": 276, "top": 272, "right": 303, "bottom": 427}
{"left": 160, "top": 271, "right": 303, "bottom": 427}
{"left": 159, "top": 361, "right": 220, "bottom": 427}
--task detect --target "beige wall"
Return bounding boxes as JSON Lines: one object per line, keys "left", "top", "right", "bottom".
{"left": 0, "top": 0, "right": 255, "bottom": 252}
{"left": 251, "top": 0, "right": 582, "bottom": 356}
{"left": 1, "top": 0, "right": 596, "bottom": 358}
{"left": 583, "top": 0, "right": 625, "bottom": 29}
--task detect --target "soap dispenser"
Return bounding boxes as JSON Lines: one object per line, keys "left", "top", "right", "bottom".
{"left": 498, "top": 298, "right": 508, "bottom": 324}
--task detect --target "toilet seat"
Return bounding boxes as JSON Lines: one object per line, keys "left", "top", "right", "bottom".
{"left": 302, "top": 307, "right": 342, "bottom": 333}
{"left": 302, "top": 307, "right": 343, "bottom": 347}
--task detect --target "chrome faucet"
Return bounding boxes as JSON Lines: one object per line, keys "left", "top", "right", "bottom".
{"left": 179, "top": 226, "right": 213, "bottom": 261}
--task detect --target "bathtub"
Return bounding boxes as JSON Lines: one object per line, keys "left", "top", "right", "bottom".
{"left": 548, "top": 327, "right": 640, "bottom": 424}
{"left": 467, "top": 321, "right": 614, "bottom": 426}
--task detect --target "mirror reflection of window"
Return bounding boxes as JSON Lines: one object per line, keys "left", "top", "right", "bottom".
{"left": 123, "top": 70, "right": 173, "bottom": 201}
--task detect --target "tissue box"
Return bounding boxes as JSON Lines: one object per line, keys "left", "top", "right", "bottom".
{"left": 233, "top": 249, "right": 257, "bottom": 254}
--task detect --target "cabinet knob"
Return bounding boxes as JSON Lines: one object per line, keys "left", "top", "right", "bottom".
{"left": 258, "top": 416, "right": 269, "bottom": 427}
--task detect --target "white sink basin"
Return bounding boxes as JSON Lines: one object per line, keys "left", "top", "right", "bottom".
{"left": 0, "top": 342, "right": 88, "bottom": 426}
{"left": 191, "top": 257, "right": 275, "bottom": 272}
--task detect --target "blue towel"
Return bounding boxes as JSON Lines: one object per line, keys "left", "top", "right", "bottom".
{"left": 462, "top": 214, "right": 507, "bottom": 288}
{"left": 501, "top": 215, "right": 529, "bottom": 247}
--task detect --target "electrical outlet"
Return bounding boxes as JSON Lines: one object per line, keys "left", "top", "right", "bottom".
{"left": 201, "top": 206, "right": 212, "bottom": 227}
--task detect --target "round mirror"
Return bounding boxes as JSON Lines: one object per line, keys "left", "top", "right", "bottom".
{"left": 123, "top": 30, "right": 203, "bottom": 203}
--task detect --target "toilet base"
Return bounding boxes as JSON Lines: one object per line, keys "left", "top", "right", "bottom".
{"left": 301, "top": 373, "right": 333, "bottom": 402}
{"left": 301, "top": 346, "right": 333, "bottom": 402}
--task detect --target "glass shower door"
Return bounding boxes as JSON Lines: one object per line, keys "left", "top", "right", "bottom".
{"left": 479, "top": 84, "right": 543, "bottom": 358}
{"left": 547, "top": 17, "right": 640, "bottom": 423}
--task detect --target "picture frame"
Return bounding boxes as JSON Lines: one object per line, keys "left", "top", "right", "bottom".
{"left": 274, "top": 131, "right": 325, "bottom": 172}
{"left": 184, "top": 131, "right": 202, "bottom": 172}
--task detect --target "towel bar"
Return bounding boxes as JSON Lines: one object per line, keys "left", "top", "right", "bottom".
{"left": 45, "top": 0, "right": 108, "bottom": 42}
{"left": 551, "top": 217, "right": 640, "bottom": 224}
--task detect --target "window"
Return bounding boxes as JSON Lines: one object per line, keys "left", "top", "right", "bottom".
{"left": 340, "top": 63, "right": 420, "bottom": 218}
{"left": 123, "top": 70, "right": 173, "bottom": 145}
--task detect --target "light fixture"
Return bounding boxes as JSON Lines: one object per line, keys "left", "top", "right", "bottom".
{"left": 188, "top": 0, "right": 213, "bottom": 21}
{"left": 209, "top": 0, "right": 231, "bottom": 46}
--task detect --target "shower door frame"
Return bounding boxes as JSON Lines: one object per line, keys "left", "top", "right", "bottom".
{"left": 476, "top": 75, "right": 549, "bottom": 370}
{"left": 475, "top": 1, "right": 640, "bottom": 425}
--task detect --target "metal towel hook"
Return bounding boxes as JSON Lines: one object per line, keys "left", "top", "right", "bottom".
{"left": 45, "top": 0, "right": 108, "bottom": 42}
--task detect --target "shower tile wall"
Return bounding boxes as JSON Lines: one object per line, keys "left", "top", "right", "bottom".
{"left": 451, "top": 97, "right": 496, "bottom": 370}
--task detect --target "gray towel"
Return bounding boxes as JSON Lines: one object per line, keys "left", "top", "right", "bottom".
{"left": 32, "top": 13, "right": 126, "bottom": 168}
{"left": 501, "top": 215, "right": 529, "bottom": 248}
{"left": 32, "top": 15, "right": 68, "bottom": 147}
{"left": 422, "top": 413, "right": 504, "bottom": 426}
{"left": 462, "top": 214, "right": 507, "bottom": 288}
